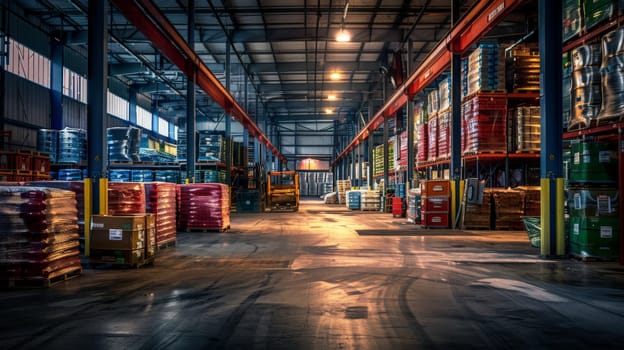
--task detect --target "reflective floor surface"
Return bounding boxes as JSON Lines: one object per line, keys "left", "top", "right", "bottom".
{"left": 1, "top": 200, "right": 623, "bottom": 349}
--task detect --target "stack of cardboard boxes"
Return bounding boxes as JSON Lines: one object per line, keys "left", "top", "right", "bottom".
{"left": 90, "top": 214, "right": 156, "bottom": 267}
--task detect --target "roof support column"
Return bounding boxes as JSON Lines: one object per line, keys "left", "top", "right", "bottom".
{"left": 186, "top": 0, "right": 196, "bottom": 183}
{"left": 358, "top": 113, "right": 364, "bottom": 187}
{"left": 225, "top": 38, "right": 232, "bottom": 185}
{"left": 382, "top": 71, "right": 389, "bottom": 194}
{"left": 87, "top": 0, "right": 108, "bottom": 215}
{"left": 451, "top": 0, "right": 463, "bottom": 227}
{"left": 50, "top": 36, "right": 63, "bottom": 130}
{"left": 539, "top": 0, "right": 565, "bottom": 257}
{"left": 368, "top": 100, "right": 374, "bottom": 189}
{"left": 351, "top": 120, "right": 357, "bottom": 187}
{"left": 406, "top": 41, "right": 415, "bottom": 189}
{"left": 243, "top": 72, "right": 249, "bottom": 166}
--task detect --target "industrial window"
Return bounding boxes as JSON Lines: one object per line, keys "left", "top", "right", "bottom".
{"left": 4, "top": 38, "right": 50, "bottom": 88}
{"left": 173, "top": 125, "right": 178, "bottom": 141}
{"left": 158, "top": 117, "right": 168, "bottom": 137}
{"left": 136, "top": 106, "right": 152, "bottom": 129}
{"left": 63, "top": 67, "right": 87, "bottom": 103}
{"left": 107, "top": 91, "right": 129, "bottom": 120}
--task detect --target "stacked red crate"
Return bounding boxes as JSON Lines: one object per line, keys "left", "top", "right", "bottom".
{"left": 178, "top": 183, "right": 230, "bottom": 231}
{"left": 144, "top": 182, "right": 177, "bottom": 247}
{"left": 398, "top": 131, "right": 408, "bottom": 168}
{"left": 108, "top": 182, "right": 146, "bottom": 215}
{"left": 416, "top": 122, "right": 428, "bottom": 163}
{"left": 392, "top": 196, "right": 405, "bottom": 218}
{"left": 427, "top": 116, "right": 438, "bottom": 161}
{"left": 463, "top": 93, "right": 507, "bottom": 154}
{"left": 420, "top": 180, "right": 450, "bottom": 228}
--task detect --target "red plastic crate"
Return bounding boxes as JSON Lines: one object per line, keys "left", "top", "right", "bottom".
{"left": 421, "top": 196, "right": 450, "bottom": 212}
{"left": 420, "top": 180, "right": 451, "bottom": 197}
{"left": 32, "top": 154, "right": 51, "bottom": 173}
{"left": 392, "top": 197, "right": 405, "bottom": 217}
{"left": 422, "top": 211, "right": 450, "bottom": 228}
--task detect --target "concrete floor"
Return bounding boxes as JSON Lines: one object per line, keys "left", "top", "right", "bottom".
{"left": 1, "top": 200, "right": 624, "bottom": 349}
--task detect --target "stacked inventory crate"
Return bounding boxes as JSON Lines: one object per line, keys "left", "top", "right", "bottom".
{"left": 347, "top": 190, "right": 361, "bottom": 210}
{"left": 467, "top": 43, "right": 506, "bottom": 95}
{"left": 508, "top": 106, "right": 541, "bottom": 153}
{"left": 398, "top": 131, "right": 408, "bottom": 169}
{"left": 373, "top": 145, "right": 383, "bottom": 177}
{"left": 563, "top": 0, "right": 582, "bottom": 42}
{"left": 178, "top": 183, "right": 230, "bottom": 231}
{"left": 361, "top": 190, "right": 381, "bottom": 211}
{"left": 567, "top": 140, "right": 619, "bottom": 259}
{"left": 437, "top": 111, "right": 451, "bottom": 160}
{"left": 568, "top": 43, "right": 602, "bottom": 130}
{"left": 597, "top": 28, "right": 624, "bottom": 123}
{"left": 506, "top": 43, "right": 540, "bottom": 93}
{"left": 90, "top": 214, "right": 155, "bottom": 267}
{"left": 416, "top": 121, "right": 428, "bottom": 164}
{"left": 0, "top": 150, "right": 33, "bottom": 181}
{"left": 108, "top": 182, "right": 146, "bottom": 215}
{"left": 0, "top": 186, "right": 82, "bottom": 286}
{"left": 584, "top": 0, "right": 623, "bottom": 31}
{"left": 57, "top": 128, "right": 86, "bottom": 164}
{"left": 406, "top": 188, "right": 422, "bottom": 224}
{"left": 337, "top": 179, "right": 351, "bottom": 204}
{"left": 107, "top": 127, "right": 141, "bottom": 163}
{"left": 438, "top": 76, "right": 451, "bottom": 112}
{"left": 197, "top": 131, "right": 225, "bottom": 161}
{"left": 421, "top": 180, "right": 451, "bottom": 228}
{"left": 427, "top": 89, "right": 439, "bottom": 161}
{"left": 463, "top": 93, "right": 507, "bottom": 154}
{"left": 144, "top": 182, "right": 177, "bottom": 248}
{"left": 37, "top": 129, "right": 58, "bottom": 164}
{"left": 392, "top": 196, "right": 405, "bottom": 218}
{"left": 563, "top": 51, "right": 573, "bottom": 130}
{"left": 491, "top": 188, "right": 525, "bottom": 230}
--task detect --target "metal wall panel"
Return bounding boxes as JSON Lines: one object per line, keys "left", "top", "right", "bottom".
{"left": 62, "top": 97, "right": 87, "bottom": 129}
{"left": 4, "top": 73, "right": 50, "bottom": 127}
{"left": 4, "top": 124, "right": 36, "bottom": 149}
{"left": 6, "top": 13, "right": 49, "bottom": 56}
{"left": 294, "top": 135, "right": 333, "bottom": 146}
{"left": 63, "top": 47, "right": 87, "bottom": 76}
{"left": 108, "top": 116, "right": 130, "bottom": 128}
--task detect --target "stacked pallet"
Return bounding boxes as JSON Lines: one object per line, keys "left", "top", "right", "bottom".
{"left": 0, "top": 186, "right": 81, "bottom": 286}
{"left": 463, "top": 188, "right": 492, "bottom": 229}
{"left": 421, "top": 180, "right": 450, "bottom": 228}
{"left": 515, "top": 186, "right": 541, "bottom": 217}
{"left": 508, "top": 106, "right": 541, "bottom": 153}
{"left": 90, "top": 214, "right": 155, "bottom": 267}
{"left": 416, "top": 122, "right": 428, "bottom": 163}
{"left": 406, "top": 188, "right": 421, "bottom": 224}
{"left": 197, "top": 131, "right": 226, "bottom": 162}
{"left": 144, "top": 182, "right": 177, "bottom": 248}
{"left": 506, "top": 43, "right": 540, "bottom": 93}
{"left": 361, "top": 190, "right": 380, "bottom": 211}
{"left": 467, "top": 43, "right": 506, "bottom": 95}
{"left": 37, "top": 129, "right": 58, "bottom": 164}
{"left": 176, "top": 127, "right": 187, "bottom": 161}
{"left": 492, "top": 188, "right": 525, "bottom": 230}
{"left": 438, "top": 76, "right": 451, "bottom": 112}
{"left": 107, "top": 127, "right": 141, "bottom": 162}
{"left": 108, "top": 182, "right": 146, "bottom": 215}
{"left": 427, "top": 116, "right": 438, "bottom": 161}
{"left": 336, "top": 179, "right": 351, "bottom": 204}
{"left": 597, "top": 28, "right": 624, "bottom": 123}
{"left": 568, "top": 43, "right": 602, "bottom": 130}
{"left": 463, "top": 93, "right": 507, "bottom": 154}
{"left": 178, "top": 183, "right": 230, "bottom": 231}
{"left": 57, "top": 128, "right": 86, "bottom": 164}
{"left": 437, "top": 111, "right": 450, "bottom": 160}
{"left": 398, "top": 131, "right": 408, "bottom": 168}
{"left": 346, "top": 190, "right": 361, "bottom": 210}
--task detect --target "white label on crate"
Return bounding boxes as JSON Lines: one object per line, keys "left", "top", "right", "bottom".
{"left": 92, "top": 223, "right": 104, "bottom": 229}
{"left": 600, "top": 226, "right": 613, "bottom": 239}
{"left": 581, "top": 150, "right": 590, "bottom": 164}
{"left": 573, "top": 223, "right": 579, "bottom": 235}
{"left": 109, "top": 229, "right": 123, "bottom": 241}
{"left": 574, "top": 193, "right": 583, "bottom": 210}
{"left": 433, "top": 185, "right": 443, "bottom": 192}
{"left": 137, "top": 241, "right": 144, "bottom": 249}
{"left": 598, "top": 151, "right": 611, "bottom": 163}
{"left": 596, "top": 195, "right": 612, "bottom": 215}
{"left": 573, "top": 152, "right": 580, "bottom": 165}
{"left": 432, "top": 217, "right": 442, "bottom": 223}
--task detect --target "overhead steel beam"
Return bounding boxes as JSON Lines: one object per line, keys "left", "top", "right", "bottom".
{"left": 248, "top": 61, "right": 382, "bottom": 73}
{"left": 112, "top": 0, "right": 286, "bottom": 163}
{"left": 332, "top": 0, "right": 525, "bottom": 165}
{"left": 109, "top": 62, "right": 147, "bottom": 75}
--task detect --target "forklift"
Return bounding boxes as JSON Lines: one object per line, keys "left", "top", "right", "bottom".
{"left": 266, "top": 171, "right": 300, "bottom": 212}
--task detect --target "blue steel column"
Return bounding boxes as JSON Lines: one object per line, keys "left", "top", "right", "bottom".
{"left": 539, "top": 0, "right": 565, "bottom": 257}
{"left": 368, "top": 100, "right": 374, "bottom": 188}
{"left": 358, "top": 114, "right": 363, "bottom": 186}
{"left": 382, "top": 71, "right": 389, "bottom": 194}
{"left": 50, "top": 37, "right": 63, "bottom": 130}
{"left": 225, "top": 38, "right": 232, "bottom": 185}
{"left": 351, "top": 120, "right": 357, "bottom": 186}
{"left": 450, "top": 0, "right": 462, "bottom": 227}
{"left": 186, "top": 0, "right": 196, "bottom": 183}
{"left": 406, "top": 41, "right": 415, "bottom": 189}
{"left": 243, "top": 72, "right": 249, "bottom": 166}
{"left": 87, "top": 0, "right": 108, "bottom": 214}
{"left": 129, "top": 88, "right": 137, "bottom": 125}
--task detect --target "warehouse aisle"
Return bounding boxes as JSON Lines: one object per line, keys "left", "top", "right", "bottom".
{"left": 1, "top": 200, "right": 624, "bottom": 349}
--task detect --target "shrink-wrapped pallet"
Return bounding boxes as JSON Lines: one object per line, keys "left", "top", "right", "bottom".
{"left": 144, "top": 182, "right": 177, "bottom": 247}
{"left": 178, "top": 183, "right": 230, "bottom": 231}
{"left": 108, "top": 182, "right": 146, "bottom": 215}
{"left": 0, "top": 186, "right": 81, "bottom": 283}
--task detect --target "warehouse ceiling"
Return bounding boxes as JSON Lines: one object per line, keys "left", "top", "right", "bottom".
{"left": 8, "top": 0, "right": 535, "bottom": 161}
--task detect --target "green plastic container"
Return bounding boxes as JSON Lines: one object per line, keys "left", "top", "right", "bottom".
{"left": 523, "top": 216, "right": 541, "bottom": 248}
{"left": 569, "top": 216, "right": 620, "bottom": 259}
{"left": 569, "top": 141, "right": 617, "bottom": 184}
{"left": 584, "top": 0, "right": 618, "bottom": 30}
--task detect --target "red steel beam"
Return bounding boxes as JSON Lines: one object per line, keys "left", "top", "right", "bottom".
{"left": 112, "top": 0, "right": 287, "bottom": 163}
{"left": 332, "top": 0, "right": 524, "bottom": 166}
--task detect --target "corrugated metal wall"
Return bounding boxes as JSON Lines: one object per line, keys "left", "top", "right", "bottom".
{"left": 63, "top": 97, "right": 87, "bottom": 129}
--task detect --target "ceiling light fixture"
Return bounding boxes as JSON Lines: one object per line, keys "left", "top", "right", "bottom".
{"left": 328, "top": 94, "right": 337, "bottom": 100}
{"left": 330, "top": 71, "right": 341, "bottom": 81}
{"left": 336, "top": 0, "right": 351, "bottom": 42}
{"left": 325, "top": 108, "right": 334, "bottom": 114}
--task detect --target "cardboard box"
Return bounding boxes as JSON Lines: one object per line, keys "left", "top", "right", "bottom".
{"left": 90, "top": 215, "right": 145, "bottom": 250}
{"left": 90, "top": 248, "right": 145, "bottom": 265}
{"left": 144, "top": 213, "right": 156, "bottom": 258}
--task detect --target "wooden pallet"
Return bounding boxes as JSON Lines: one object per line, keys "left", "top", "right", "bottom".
{"left": 1, "top": 266, "right": 82, "bottom": 289}
{"left": 183, "top": 226, "right": 230, "bottom": 233}
{"left": 91, "top": 256, "right": 155, "bottom": 269}
{"left": 157, "top": 239, "right": 177, "bottom": 251}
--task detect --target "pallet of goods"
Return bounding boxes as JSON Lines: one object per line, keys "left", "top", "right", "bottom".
{"left": 0, "top": 186, "right": 81, "bottom": 287}
{"left": 108, "top": 182, "right": 146, "bottom": 215}
{"left": 463, "top": 93, "right": 507, "bottom": 154}
{"left": 462, "top": 188, "right": 493, "bottom": 229}
{"left": 420, "top": 180, "right": 450, "bottom": 228}
{"left": 144, "top": 182, "right": 177, "bottom": 249}
{"left": 90, "top": 214, "right": 156, "bottom": 268}
{"left": 567, "top": 43, "right": 602, "bottom": 130}
{"left": 508, "top": 106, "right": 541, "bottom": 153}
{"left": 491, "top": 188, "right": 525, "bottom": 230}
{"left": 177, "top": 183, "right": 231, "bottom": 231}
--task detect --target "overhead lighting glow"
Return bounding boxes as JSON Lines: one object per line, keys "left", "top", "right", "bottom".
{"left": 328, "top": 94, "right": 337, "bottom": 100}
{"left": 325, "top": 108, "right": 333, "bottom": 114}
{"left": 329, "top": 71, "right": 341, "bottom": 81}
{"left": 336, "top": 30, "right": 351, "bottom": 42}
